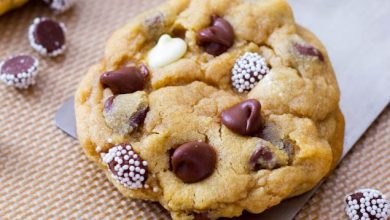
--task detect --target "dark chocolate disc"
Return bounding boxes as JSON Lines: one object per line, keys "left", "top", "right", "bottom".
{"left": 1, "top": 55, "right": 36, "bottom": 76}
{"left": 0, "top": 55, "right": 39, "bottom": 89}
{"left": 29, "top": 17, "right": 66, "bottom": 57}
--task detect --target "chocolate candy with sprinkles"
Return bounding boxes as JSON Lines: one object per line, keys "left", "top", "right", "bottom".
{"left": 28, "top": 17, "right": 66, "bottom": 57}
{"left": 42, "top": 0, "right": 75, "bottom": 13}
{"left": 171, "top": 141, "right": 217, "bottom": 183}
{"left": 345, "top": 189, "right": 389, "bottom": 220}
{"left": 0, "top": 55, "right": 39, "bottom": 89}
{"left": 231, "top": 52, "right": 270, "bottom": 93}
{"left": 102, "top": 144, "right": 149, "bottom": 189}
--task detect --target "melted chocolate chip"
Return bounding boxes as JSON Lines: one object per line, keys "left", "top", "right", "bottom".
{"left": 294, "top": 43, "right": 324, "bottom": 61}
{"left": 129, "top": 107, "right": 149, "bottom": 129}
{"left": 221, "top": 99, "right": 262, "bottom": 136}
{"left": 100, "top": 67, "right": 146, "bottom": 94}
{"left": 197, "top": 15, "right": 234, "bottom": 56}
{"left": 281, "top": 138, "right": 295, "bottom": 164}
{"left": 171, "top": 141, "right": 217, "bottom": 183}
{"left": 194, "top": 213, "right": 209, "bottom": 220}
{"left": 32, "top": 18, "right": 66, "bottom": 53}
{"left": 249, "top": 144, "right": 278, "bottom": 170}
{"left": 103, "top": 92, "right": 148, "bottom": 135}
{"left": 139, "top": 63, "right": 150, "bottom": 78}
{"left": 104, "top": 96, "right": 116, "bottom": 112}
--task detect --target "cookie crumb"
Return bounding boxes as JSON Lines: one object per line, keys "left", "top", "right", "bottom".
{"left": 231, "top": 52, "right": 269, "bottom": 93}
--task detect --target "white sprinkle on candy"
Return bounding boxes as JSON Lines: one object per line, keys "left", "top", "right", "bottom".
{"left": 231, "top": 52, "right": 269, "bottom": 93}
{"left": 102, "top": 144, "right": 148, "bottom": 190}
{"left": 345, "top": 189, "right": 389, "bottom": 220}
{"left": 0, "top": 55, "right": 39, "bottom": 89}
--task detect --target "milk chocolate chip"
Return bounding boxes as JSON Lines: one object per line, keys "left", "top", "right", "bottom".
{"left": 104, "top": 95, "right": 116, "bottom": 112}
{"left": 249, "top": 144, "right": 278, "bottom": 170}
{"left": 100, "top": 66, "right": 146, "bottom": 94}
{"left": 197, "top": 15, "right": 234, "bottom": 56}
{"left": 280, "top": 138, "right": 295, "bottom": 164}
{"left": 129, "top": 107, "right": 149, "bottom": 129}
{"left": 294, "top": 43, "right": 324, "bottom": 61}
{"left": 221, "top": 99, "right": 262, "bottom": 136}
{"left": 171, "top": 141, "right": 217, "bottom": 183}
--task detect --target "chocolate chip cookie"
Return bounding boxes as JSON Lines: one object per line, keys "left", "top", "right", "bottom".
{"left": 0, "top": 0, "right": 28, "bottom": 15}
{"left": 75, "top": 0, "right": 344, "bottom": 219}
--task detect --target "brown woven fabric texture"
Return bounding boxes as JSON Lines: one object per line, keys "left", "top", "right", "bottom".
{"left": 0, "top": 1, "right": 388, "bottom": 219}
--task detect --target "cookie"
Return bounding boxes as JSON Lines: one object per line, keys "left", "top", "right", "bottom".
{"left": 0, "top": 0, "right": 28, "bottom": 15}
{"left": 75, "top": 0, "right": 344, "bottom": 219}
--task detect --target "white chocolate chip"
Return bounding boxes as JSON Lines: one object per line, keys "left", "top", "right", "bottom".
{"left": 147, "top": 34, "right": 187, "bottom": 68}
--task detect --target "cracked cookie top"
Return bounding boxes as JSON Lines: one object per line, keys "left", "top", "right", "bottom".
{"left": 75, "top": 0, "right": 344, "bottom": 219}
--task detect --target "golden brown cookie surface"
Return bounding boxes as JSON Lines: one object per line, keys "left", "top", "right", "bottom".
{"left": 0, "top": 0, "right": 28, "bottom": 15}
{"left": 75, "top": 0, "right": 344, "bottom": 219}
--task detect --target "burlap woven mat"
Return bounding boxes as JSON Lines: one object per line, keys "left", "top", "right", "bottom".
{"left": 0, "top": 1, "right": 388, "bottom": 219}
